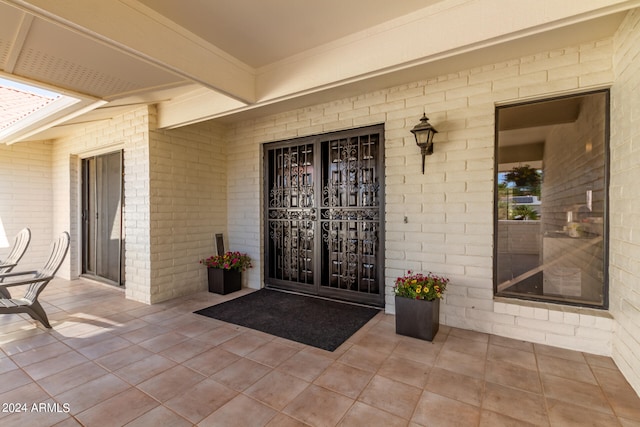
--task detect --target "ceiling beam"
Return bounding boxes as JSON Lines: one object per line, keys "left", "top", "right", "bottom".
{"left": 4, "top": 0, "right": 257, "bottom": 104}
{"left": 4, "top": 11, "right": 33, "bottom": 73}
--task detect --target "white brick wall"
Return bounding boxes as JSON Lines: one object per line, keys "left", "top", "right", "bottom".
{"left": 0, "top": 141, "right": 53, "bottom": 271}
{"left": 49, "top": 106, "right": 229, "bottom": 303}
{"left": 226, "top": 36, "right": 619, "bottom": 356}
{"left": 611, "top": 8, "right": 640, "bottom": 396}
{"left": 148, "top": 117, "right": 228, "bottom": 303}
{"left": 51, "top": 107, "right": 154, "bottom": 286}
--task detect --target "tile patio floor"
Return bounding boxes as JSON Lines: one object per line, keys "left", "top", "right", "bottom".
{"left": 0, "top": 278, "right": 639, "bottom": 426}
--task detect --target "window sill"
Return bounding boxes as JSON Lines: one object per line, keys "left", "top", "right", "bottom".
{"left": 494, "top": 296, "right": 612, "bottom": 319}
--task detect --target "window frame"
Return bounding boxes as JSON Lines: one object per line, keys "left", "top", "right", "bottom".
{"left": 493, "top": 89, "right": 610, "bottom": 309}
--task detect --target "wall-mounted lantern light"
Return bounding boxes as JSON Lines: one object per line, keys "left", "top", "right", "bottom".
{"left": 410, "top": 113, "right": 438, "bottom": 174}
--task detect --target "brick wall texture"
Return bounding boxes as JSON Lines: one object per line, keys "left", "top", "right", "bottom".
{"left": 610, "top": 8, "right": 640, "bottom": 396}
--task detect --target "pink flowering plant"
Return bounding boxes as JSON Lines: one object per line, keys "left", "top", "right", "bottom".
{"left": 394, "top": 271, "right": 449, "bottom": 301}
{"left": 200, "top": 251, "right": 252, "bottom": 271}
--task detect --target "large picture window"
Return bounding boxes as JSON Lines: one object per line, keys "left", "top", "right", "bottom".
{"left": 494, "top": 90, "right": 609, "bottom": 308}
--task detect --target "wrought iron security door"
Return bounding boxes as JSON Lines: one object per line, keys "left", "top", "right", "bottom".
{"left": 265, "top": 125, "right": 384, "bottom": 307}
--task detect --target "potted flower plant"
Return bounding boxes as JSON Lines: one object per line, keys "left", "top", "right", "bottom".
{"left": 394, "top": 271, "right": 449, "bottom": 341}
{"left": 200, "top": 251, "right": 252, "bottom": 294}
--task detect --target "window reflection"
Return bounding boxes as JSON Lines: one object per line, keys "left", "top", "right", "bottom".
{"left": 495, "top": 91, "right": 608, "bottom": 307}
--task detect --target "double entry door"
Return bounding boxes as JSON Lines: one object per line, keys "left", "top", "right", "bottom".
{"left": 81, "top": 151, "right": 124, "bottom": 286}
{"left": 264, "top": 125, "right": 384, "bottom": 307}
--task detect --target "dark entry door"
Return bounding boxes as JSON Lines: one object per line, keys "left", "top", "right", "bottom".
{"left": 265, "top": 125, "right": 384, "bottom": 307}
{"left": 82, "top": 151, "right": 124, "bottom": 286}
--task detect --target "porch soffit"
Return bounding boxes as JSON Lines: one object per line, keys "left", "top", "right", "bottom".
{"left": 0, "top": 0, "right": 637, "bottom": 143}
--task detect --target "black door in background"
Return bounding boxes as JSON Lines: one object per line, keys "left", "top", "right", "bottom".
{"left": 82, "top": 151, "right": 124, "bottom": 286}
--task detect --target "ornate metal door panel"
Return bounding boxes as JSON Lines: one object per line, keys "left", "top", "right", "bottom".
{"left": 265, "top": 125, "right": 384, "bottom": 307}
{"left": 266, "top": 143, "right": 316, "bottom": 289}
{"left": 319, "top": 132, "right": 382, "bottom": 306}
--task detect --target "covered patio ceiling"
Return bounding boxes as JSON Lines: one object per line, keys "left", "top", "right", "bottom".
{"left": 0, "top": 0, "right": 637, "bottom": 143}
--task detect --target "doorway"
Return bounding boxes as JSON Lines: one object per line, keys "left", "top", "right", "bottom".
{"left": 81, "top": 151, "right": 124, "bottom": 286}
{"left": 264, "top": 125, "right": 385, "bottom": 307}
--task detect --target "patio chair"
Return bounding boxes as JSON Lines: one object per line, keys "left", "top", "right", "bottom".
{"left": 0, "top": 227, "right": 31, "bottom": 275}
{"left": 0, "top": 232, "right": 70, "bottom": 328}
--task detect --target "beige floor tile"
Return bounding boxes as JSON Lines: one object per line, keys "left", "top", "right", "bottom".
{"left": 536, "top": 354, "right": 597, "bottom": 385}
{"left": 0, "top": 383, "right": 51, "bottom": 417}
{"left": 376, "top": 354, "right": 431, "bottom": 388}
{"left": 338, "top": 344, "right": 389, "bottom": 373}
{"left": 591, "top": 366, "right": 640, "bottom": 421}
{"left": 159, "top": 337, "right": 214, "bottom": 363}
{"left": 443, "top": 335, "right": 488, "bottom": 358}
{"left": 265, "top": 413, "right": 311, "bottom": 427}
{"left": 118, "top": 324, "right": 171, "bottom": 344}
{"left": 93, "top": 344, "right": 154, "bottom": 372}
{"left": 487, "top": 342, "right": 538, "bottom": 371}
{"left": 75, "top": 335, "right": 133, "bottom": 359}
{"left": 482, "top": 382, "right": 548, "bottom": 426}
{"left": 391, "top": 336, "right": 442, "bottom": 365}
{"left": 55, "top": 374, "right": 130, "bottom": 414}
{"left": 546, "top": 398, "right": 620, "bottom": 426}
{"left": 534, "top": 343, "right": 586, "bottom": 362}
{"left": 193, "top": 324, "right": 243, "bottom": 346}
{"left": 352, "top": 329, "right": 400, "bottom": 355}
{"left": 246, "top": 340, "right": 300, "bottom": 368}
{"left": 276, "top": 348, "right": 335, "bottom": 382}
{"left": 338, "top": 401, "right": 408, "bottom": 427}
{"left": 412, "top": 391, "right": 481, "bottom": 427}
{"left": 50, "top": 417, "right": 83, "bottom": 426}
{"left": 21, "top": 350, "right": 89, "bottom": 381}
{"left": 314, "top": 361, "right": 374, "bottom": 399}
{"left": 488, "top": 334, "right": 535, "bottom": 352}
{"left": 136, "top": 364, "right": 206, "bottom": 402}
{"left": 449, "top": 327, "right": 489, "bottom": 343}
{"left": 0, "top": 369, "right": 33, "bottom": 394}
{"left": 0, "top": 332, "right": 58, "bottom": 356}
{"left": 620, "top": 416, "right": 640, "bottom": 427}
{"left": 38, "top": 361, "right": 109, "bottom": 396}
{"left": 218, "top": 331, "right": 271, "bottom": 356}
{"left": 164, "top": 378, "right": 237, "bottom": 423}
{"left": 485, "top": 359, "right": 542, "bottom": 394}
{"left": 167, "top": 317, "right": 225, "bottom": 338}
{"left": 0, "top": 278, "right": 637, "bottom": 427}
{"left": 114, "top": 353, "right": 176, "bottom": 385}
{"left": 479, "top": 410, "right": 538, "bottom": 427}
{"left": 124, "top": 405, "right": 193, "bottom": 427}
{"left": 435, "top": 348, "right": 486, "bottom": 379}
{"left": 358, "top": 375, "right": 421, "bottom": 419}
{"left": 60, "top": 331, "right": 115, "bottom": 353}
{"left": 137, "top": 331, "right": 190, "bottom": 353}
{"left": 181, "top": 346, "right": 241, "bottom": 376}
{"left": 245, "top": 370, "right": 310, "bottom": 410}
{"left": 10, "top": 341, "right": 71, "bottom": 367}
{"left": 200, "top": 394, "right": 277, "bottom": 427}
{"left": 541, "top": 373, "right": 614, "bottom": 415}
{"left": 584, "top": 353, "right": 618, "bottom": 370}
{"left": 75, "top": 387, "right": 159, "bottom": 427}
{"left": 425, "top": 367, "right": 484, "bottom": 407}
{"left": 106, "top": 318, "right": 149, "bottom": 336}
{"left": 211, "top": 357, "right": 272, "bottom": 391}
{"left": 283, "top": 384, "right": 354, "bottom": 427}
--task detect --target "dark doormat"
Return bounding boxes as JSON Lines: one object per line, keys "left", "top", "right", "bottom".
{"left": 194, "top": 289, "right": 381, "bottom": 351}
